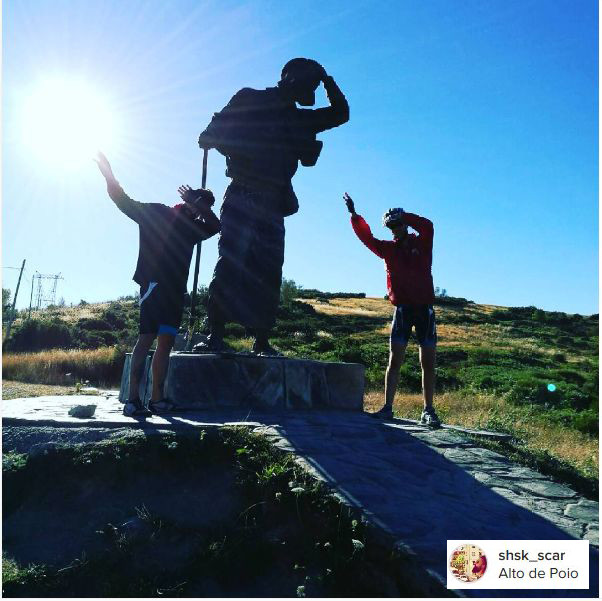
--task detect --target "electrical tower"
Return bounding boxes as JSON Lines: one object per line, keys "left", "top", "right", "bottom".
{"left": 31, "top": 273, "right": 64, "bottom": 310}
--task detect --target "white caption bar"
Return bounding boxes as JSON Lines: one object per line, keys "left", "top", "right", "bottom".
{"left": 446, "top": 540, "right": 589, "bottom": 590}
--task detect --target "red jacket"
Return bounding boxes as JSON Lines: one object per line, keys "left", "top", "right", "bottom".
{"left": 351, "top": 213, "right": 435, "bottom": 306}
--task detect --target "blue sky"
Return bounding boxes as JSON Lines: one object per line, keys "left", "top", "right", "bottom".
{"left": 3, "top": 0, "right": 598, "bottom": 314}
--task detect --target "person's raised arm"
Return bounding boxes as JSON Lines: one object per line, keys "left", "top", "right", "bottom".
{"left": 402, "top": 212, "right": 434, "bottom": 252}
{"left": 344, "top": 192, "right": 388, "bottom": 259}
{"left": 94, "top": 152, "right": 144, "bottom": 222}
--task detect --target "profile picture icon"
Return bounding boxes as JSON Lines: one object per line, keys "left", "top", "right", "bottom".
{"left": 449, "top": 544, "right": 487, "bottom": 582}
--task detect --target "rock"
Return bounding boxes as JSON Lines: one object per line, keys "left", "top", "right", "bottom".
{"left": 68, "top": 404, "right": 97, "bottom": 418}
{"left": 564, "top": 499, "right": 600, "bottom": 524}
{"left": 465, "top": 447, "right": 508, "bottom": 462}
{"left": 564, "top": 499, "right": 599, "bottom": 522}
{"left": 584, "top": 525, "right": 599, "bottom": 546}
{"left": 514, "top": 479, "right": 577, "bottom": 499}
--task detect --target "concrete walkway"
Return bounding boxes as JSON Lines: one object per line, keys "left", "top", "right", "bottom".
{"left": 3, "top": 393, "right": 599, "bottom": 598}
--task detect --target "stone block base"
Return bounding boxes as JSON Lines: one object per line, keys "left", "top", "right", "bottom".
{"left": 119, "top": 353, "right": 365, "bottom": 411}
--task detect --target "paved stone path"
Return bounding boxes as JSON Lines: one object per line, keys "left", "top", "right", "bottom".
{"left": 3, "top": 393, "right": 599, "bottom": 598}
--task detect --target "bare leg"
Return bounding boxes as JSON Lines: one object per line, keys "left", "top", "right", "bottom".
{"left": 384, "top": 342, "right": 407, "bottom": 408}
{"left": 419, "top": 345, "right": 436, "bottom": 409}
{"left": 150, "top": 334, "right": 176, "bottom": 402}
{"left": 128, "top": 333, "right": 155, "bottom": 400}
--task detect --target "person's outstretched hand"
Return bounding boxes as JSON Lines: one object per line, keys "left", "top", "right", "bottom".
{"left": 178, "top": 184, "right": 198, "bottom": 204}
{"left": 94, "top": 151, "right": 117, "bottom": 183}
{"left": 343, "top": 192, "right": 356, "bottom": 216}
{"left": 178, "top": 185, "right": 216, "bottom": 209}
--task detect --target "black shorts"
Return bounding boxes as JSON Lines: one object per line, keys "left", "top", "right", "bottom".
{"left": 139, "top": 282, "right": 184, "bottom": 336}
{"left": 391, "top": 304, "right": 437, "bottom": 347}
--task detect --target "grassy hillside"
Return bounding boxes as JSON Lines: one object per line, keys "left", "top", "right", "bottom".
{"left": 2, "top": 293, "right": 598, "bottom": 489}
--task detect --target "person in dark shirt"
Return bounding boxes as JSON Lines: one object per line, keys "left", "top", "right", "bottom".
{"left": 95, "top": 152, "right": 220, "bottom": 416}
{"left": 344, "top": 192, "right": 440, "bottom": 427}
{"left": 197, "top": 58, "right": 349, "bottom": 354}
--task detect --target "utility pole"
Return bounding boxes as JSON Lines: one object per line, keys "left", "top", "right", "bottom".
{"left": 28, "top": 273, "right": 36, "bottom": 319}
{"left": 4, "top": 259, "right": 26, "bottom": 341}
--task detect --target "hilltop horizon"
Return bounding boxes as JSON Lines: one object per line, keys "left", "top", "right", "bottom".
{"left": 5, "top": 284, "right": 599, "bottom": 319}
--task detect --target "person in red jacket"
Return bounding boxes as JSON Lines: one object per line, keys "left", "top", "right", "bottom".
{"left": 344, "top": 192, "right": 440, "bottom": 427}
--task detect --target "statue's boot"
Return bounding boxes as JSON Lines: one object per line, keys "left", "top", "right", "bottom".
{"left": 252, "top": 332, "right": 282, "bottom": 357}
{"left": 193, "top": 332, "right": 233, "bottom": 354}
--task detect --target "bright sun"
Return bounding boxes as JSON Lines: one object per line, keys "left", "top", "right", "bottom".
{"left": 22, "top": 77, "right": 120, "bottom": 170}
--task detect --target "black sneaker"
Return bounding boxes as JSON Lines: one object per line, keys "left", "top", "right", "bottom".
{"left": 419, "top": 407, "right": 441, "bottom": 428}
{"left": 370, "top": 405, "right": 394, "bottom": 419}
{"left": 123, "top": 398, "right": 151, "bottom": 417}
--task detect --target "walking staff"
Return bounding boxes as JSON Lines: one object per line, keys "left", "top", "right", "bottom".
{"left": 187, "top": 148, "right": 209, "bottom": 350}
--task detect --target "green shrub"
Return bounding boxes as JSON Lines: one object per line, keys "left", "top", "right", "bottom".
{"left": 296, "top": 289, "right": 366, "bottom": 300}
{"left": 5, "top": 319, "right": 73, "bottom": 352}
{"left": 397, "top": 364, "right": 422, "bottom": 392}
{"left": 547, "top": 408, "right": 599, "bottom": 436}
{"left": 313, "top": 338, "right": 335, "bottom": 352}
{"left": 434, "top": 368, "right": 460, "bottom": 389}
{"left": 102, "top": 307, "right": 128, "bottom": 329}
{"left": 433, "top": 296, "right": 471, "bottom": 307}
{"left": 280, "top": 278, "right": 301, "bottom": 306}
{"left": 333, "top": 339, "right": 364, "bottom": 364}
{"left": 77, "top": 318, "right": 112, "bottom": 331}
{"left": 505, "top": 379, "right": 556, "bottom": 406}
{"left": 552, "top": 369, "right": 585, "bottom": 385}
{"left": 436, "top": 349, "right": 468, "bottom": 365}
{"left": 572, "top": 410, "right": 599, "bottom": 436}
{"left": 504, "top": 377, "right": 592, "bottom": 411}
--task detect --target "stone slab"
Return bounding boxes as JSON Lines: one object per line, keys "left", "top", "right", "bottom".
{"left": 119, "top": 352, "right": 365, "bottom": 411}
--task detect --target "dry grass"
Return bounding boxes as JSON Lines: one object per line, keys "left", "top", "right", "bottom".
{"left": 364, "top": 389, "right": 598, "bottom": 478}
{"left": 2, "top": 380, "right": 78, "bottom": 400}
{"left": 14, "top": 300, "right": 137, "bottom": 325}
{"left": 226, "top": 337, "right": 254, "bottom": 352}
{"left": 2, "top": 347, "right": 122, "bottom": 387}
{"left": 298, "top": 297, "right": 392, "bottom": 317}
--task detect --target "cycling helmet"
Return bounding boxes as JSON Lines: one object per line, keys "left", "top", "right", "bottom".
{"left": 382, "top": 207, "right": 405, "bottom": 228}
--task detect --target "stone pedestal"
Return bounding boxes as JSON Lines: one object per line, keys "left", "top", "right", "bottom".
{"left": 119, "top": 353, "right": 365, "bottom": 411}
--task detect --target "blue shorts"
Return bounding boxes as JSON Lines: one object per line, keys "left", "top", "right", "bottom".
{"left": 139, "top": 282, "right": 184, "bottom": 336}
{"left": 391, "top": 304, "right": 437, "bottom": 347}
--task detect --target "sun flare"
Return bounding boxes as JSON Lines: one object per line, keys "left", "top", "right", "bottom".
{"left": 22, "top": 77, "right": 120, "bottom": 170}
